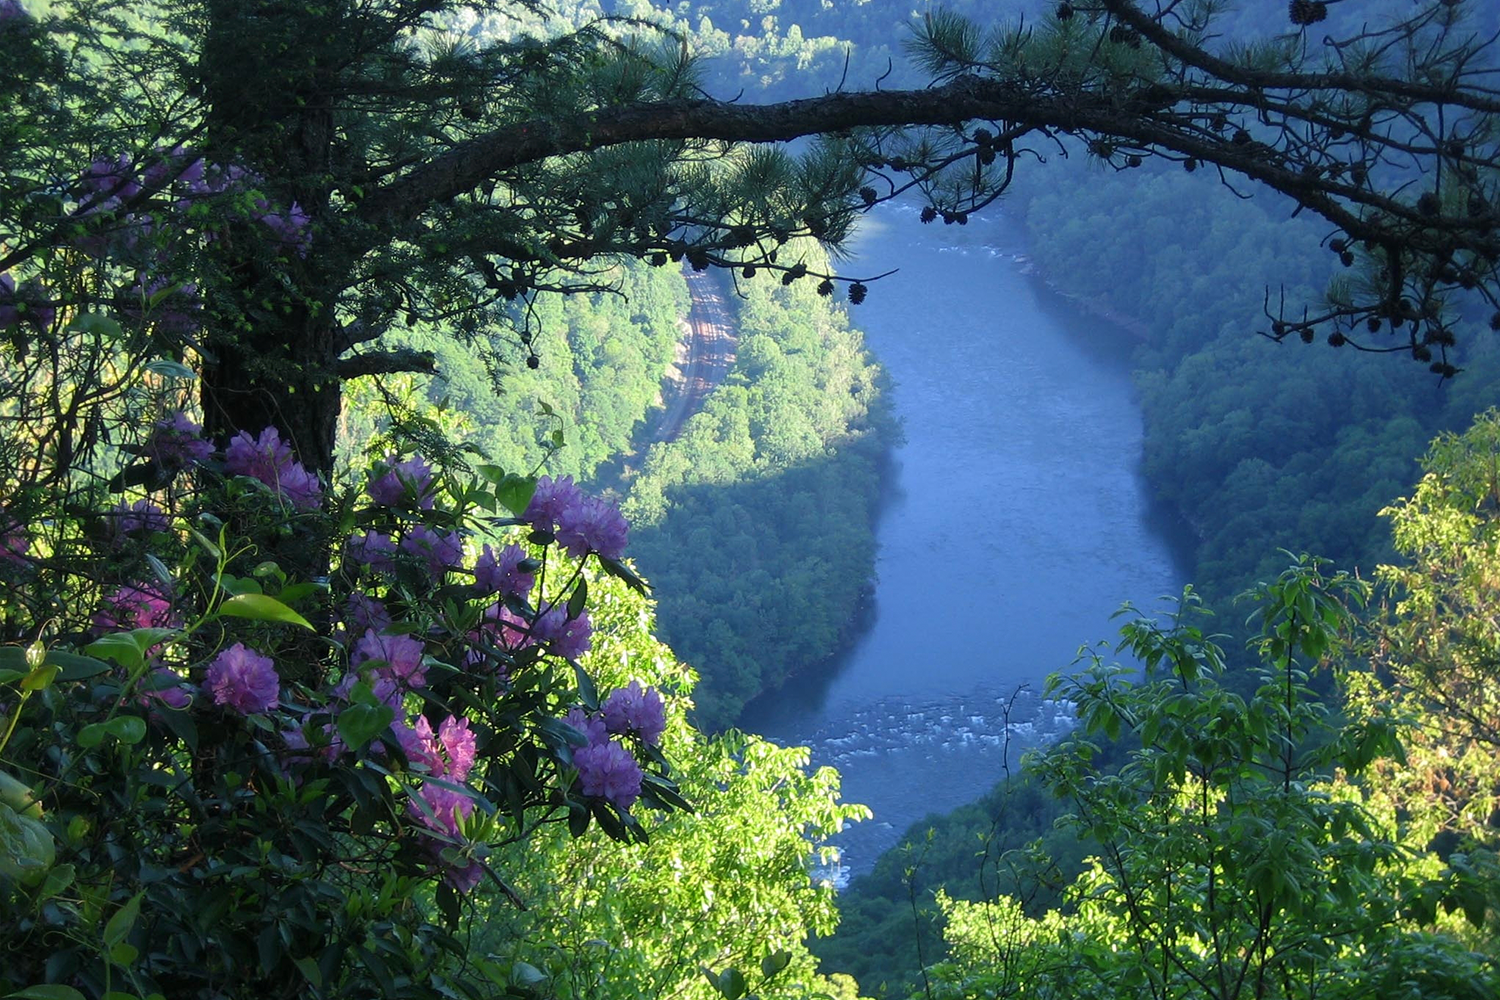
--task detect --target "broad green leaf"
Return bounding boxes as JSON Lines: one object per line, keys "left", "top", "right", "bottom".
{"left": 0, "top": 802, "right": 54, "bottom": 885}
{"left": 104, "top": 716, "right": 147, "bottom": 745}
{"left": 143, "top": 358, "right": 196, "bottom": 380}
{"left": 494, "top": 473, "right": 536, "bottom": 517}
{"left": 336, "top": 703, "right": 395, "bottom": 751}
{"left": 759, "top": 951, "right": 792, "bottom": 979}
{"left": 510, "top": 962, "right": 548, "bottom": 988}
{"left": 217, "top": 594, "right": 312, "bottom": 630}
{"left": 48, "top": 652, "right": 111, "bottom": 681}
{"left": 67, "top": 313, "right": 123, "bottom": 339}
{"left": 293, "top": 956, "right": 322, "bottom": 989}
{"left": 20, "top": 664, "right": 59, "bottom": 693}
{"left": 7, "top": 987, "right": 87, "bottom": 1000}
{"left": 103, "top": 892, "right": 144, "bottom": 947}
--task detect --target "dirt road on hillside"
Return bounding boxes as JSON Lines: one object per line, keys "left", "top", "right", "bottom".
{"left": 657, "top": 268, "right": 737, "bottom": 442}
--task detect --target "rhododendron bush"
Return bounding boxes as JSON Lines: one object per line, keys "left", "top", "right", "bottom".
{"left": 0, "top": 411, "right": 695, "bottom": 997}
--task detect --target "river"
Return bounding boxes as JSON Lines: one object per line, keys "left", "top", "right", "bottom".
{"left": 739, "top": 203, "right": 1192, "bottom": 880}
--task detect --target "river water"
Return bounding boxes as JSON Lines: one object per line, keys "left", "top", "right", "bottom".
{"left": 739, "top": 203, "right": 1191, "bottom": 879}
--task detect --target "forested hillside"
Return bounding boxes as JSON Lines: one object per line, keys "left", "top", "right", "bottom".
{"left": 625, "top": 255, "right": 892, "bottom": 727}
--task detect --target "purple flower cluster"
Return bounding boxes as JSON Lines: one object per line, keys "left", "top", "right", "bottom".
{"left": 532, "top": 604, "right": 592, "bottom": 660}
{"left": 72, "top": 151, "right": 310, "bottom": 254}
{"left": 107, "top": 499, "right": 168, "bottom": 538}
{"left": 254, "top": 198, "right": 312, "bottom": 256}
{"left": 522, "top": 475, "right": 583, "bottom": 533}
{"left": 141, "top": 666, "right": 192, "bottom": 711}
{"left": 93, "top": 583, "right": 175, "bottom": 634}
{"left": 0, "top": 508, "right": 27, "bottom": 569}
{"left": 204, "top": 642, "right": 280, "bottom": 714}
{"left": 224, "top": 426, "right": 321, "bottom": 510}
{"left": 146, "top": 411, "right": 214, "bottom": 468}
{"left": 351, "top": 630, "right": 428, "bottom": 690}
{"left": 601, "top": 681, "right": 667, "bottom": 745}
{"left": 398, "top": 525, "right": 461, "bottom": 580}
{"left": 0, "top": 272, "right": 55, "bottom": 331}
{"left": 0, "top": 0, "right": 29, "bottom": 23}
{"left": 465, "top": 603, "right": 533, "bottom": 672}
{"left": 367, "top": 454, "right": 435, "bottom": 509}
{"left": 472, "top": 543, "right": 533, "bottom": 600}
{"left": 574, "top": 740, "right": 643, "bottom": 811}
{"left": 341, "top": 592, "right": 391, "bottom": 636}
{"left": 345, "top": 530, "right": 397, "bottom": 573}
{"left": 565, "top": 702, "right": 648, "bottom": 812}
{"left": 523, "top": 475, "right": 628, "bottom": 559}
{"left": 556, "top": 495, "right": 629, "bottom": 560}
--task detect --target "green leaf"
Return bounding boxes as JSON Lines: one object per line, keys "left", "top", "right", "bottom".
{"left": 7, "top": 987, "right": 87, "bottom": 1000}
{"left": 0, "top": 801, "right": 54, "bottom": 884}
{"left": 598, "top": 556, "right": 650, "bottom": 593}
{"left": 48, "top": 652, "right": 111, "bottom": 681}
{"left": 572, "top": 662, "right": 598, "bottom": 712}
{"left": 36, "top": 863, "right": 74, "bottom": 902}
{"left": 510, "top": 962, "right": 548, "bottom": 988}
{"left": 494, "top": 473, "right": 537, "bottom": 518}
{"left": 67, "top": 313, "right": 123, "bottom": 339}
{"left": 104, "top": 716, "right": 146, "bottom": 745}
{"left": 20, "top": 664, "right": 59, "bottom": 693}
{"left": 217, "top": 594, "right": 313, "bottom": 630}
{"left": 77, "top": 723, "right": 110, "bottom": 749}
{"left": 108, "top": 942, "right": 139, "bottom": 967}
{"left": 103, "top": 891, "right": 143, "bottom": 947}
{"left": 759, "top": 951, "right": 792, "bottom": 979}
{"left": 293, "top": 956, "right": 322, "bottom": 989}
{"left": 144, "top": 358, "right": 196, "bottom": 380}
{"left": 85, "top": 629, "right": 178, "bottom": 671}
{"left": 567, "top": 578, "right": 588, "bottom": 618}
{"left": 277, "top": 581, "right": 327, "bottom": 606}
{"left": 336, "top": 703, "right": 395, "bottom": 751}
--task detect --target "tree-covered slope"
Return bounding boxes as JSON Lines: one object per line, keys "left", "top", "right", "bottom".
{"left": 624, "top": 256, "right": 894, "bottom": 728}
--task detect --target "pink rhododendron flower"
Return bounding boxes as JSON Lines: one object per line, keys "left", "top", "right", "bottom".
{"left": 602, "top": 681, "right": 667, "bottom": 745}
{"left": 393, "top": 717, "right": 445, "bottom": 776}
{"left": 574, "top": 739, "right": 643, "bottom": 810}
{"left": 472, "top": 543, "right": 533, "bottom": 600}
{"left": 204, "top": 642, "right": 279, "bottom": 714}
{"left": 437, "top": 715, "right": 477, "bottom": 782}
{"left": 93, "top": 583, "right": 175, "bottom": 634}
{"left": 411, "top": 784, "right": 472, "bottom": 840}
{"left": 393, "top": 714, "right": 476, "bottom": 782}
{"left": 522, "top": 474, "right": 583, "bottom": 533}
{"left": 464, "top": 603, "right": 532, "bottom": 672}
{"left": 555, "top": 495, "right": 629, "bottom": 560}
{"left": 532, "top": 604, "right": 591, "bottom": 660}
